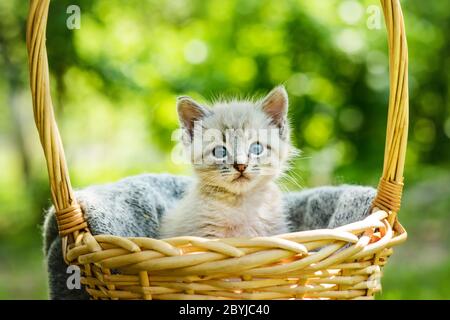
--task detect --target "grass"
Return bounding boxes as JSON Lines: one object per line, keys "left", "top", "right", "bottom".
{"left": 381, "top": 257, "right": 450, "bottom": 300}
{"left": 0, "top": 234, "right": 48, "bottom": 300}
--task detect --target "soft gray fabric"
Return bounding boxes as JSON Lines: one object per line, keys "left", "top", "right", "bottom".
{"left": 43, "top": 173, "right": 376, "bottom": 300}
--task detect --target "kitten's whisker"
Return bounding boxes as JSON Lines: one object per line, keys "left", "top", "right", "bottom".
{"left": 279, "top": 172, "right": 303, "bottom": 190}
{"left": 288, "top": 170, "right": 305, "bottom": 186}
{"left": 277, "top": 182, "right": 291, "bottom": 194}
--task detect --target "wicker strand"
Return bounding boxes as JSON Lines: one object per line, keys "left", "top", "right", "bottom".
{"left": 26, "top": 0, "right": 88, "bottom": 239}
{"left": 374, "top": 0, "right": 409, "bottom": 216}
{"left": 56, "top": 204, "right": 88, "bottom": 236}
{"left": 373, "top": 179, "right": 403, "bottom": 213}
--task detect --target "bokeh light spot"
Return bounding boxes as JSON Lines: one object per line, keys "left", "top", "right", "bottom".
{"left": 303, "top": 114, "right": 334, "bottom": 148}
{"left": 184, "top": 39, "right": 209, "bottom": 64}
{"left": 334, "top": 29, "right": 365, "bottom": 55}
{"left": 338, "top": 0, "right": 364, "bottom": 25}
{"left": 287, "top": 73, "right": 311, "bottom": 96}
{"left": 444, "top": 118, "right": 450, "bottom": 139}
{"left": 339, "top": 108, "right": 364, "bottom": 132}
{"left": 414, "top": 118, "right": 436, "bottom": 144}
{"left": 228, "top": 57, "right": 258, "bottom": 84}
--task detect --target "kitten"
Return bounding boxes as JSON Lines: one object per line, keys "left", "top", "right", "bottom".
{"left": 159, "top": 86, "right": 296, "bottom": 238}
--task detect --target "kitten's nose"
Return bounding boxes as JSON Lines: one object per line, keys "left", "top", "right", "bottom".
{"left": 233, "top": 163, "right": 247, "bottom": 173}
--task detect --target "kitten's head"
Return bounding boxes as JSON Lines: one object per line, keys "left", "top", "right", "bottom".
{"left": 177, "top": 85, "right": 295, "bottom": 194}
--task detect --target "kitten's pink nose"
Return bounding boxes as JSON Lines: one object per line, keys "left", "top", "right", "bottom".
{"left": 233, "top": 163, "right": 247, "bottom": 173}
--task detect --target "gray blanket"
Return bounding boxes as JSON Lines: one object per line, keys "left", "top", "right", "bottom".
{"left": 42, "top": 173, "right": 376, "bottom": 300}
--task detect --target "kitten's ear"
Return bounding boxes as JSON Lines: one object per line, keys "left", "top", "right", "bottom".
{"left": 260, "top": 85, "right": 289, "bottom": 128}
{"left": 177, "top": 96, "right": 209, "bottom": 137}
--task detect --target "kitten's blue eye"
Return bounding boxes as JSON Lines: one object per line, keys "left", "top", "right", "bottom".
{"left": 249, "top": 142, "right": 264, "bottom": 156}
{"left": 212, "top": 146, "right": 227, "bottom": 158}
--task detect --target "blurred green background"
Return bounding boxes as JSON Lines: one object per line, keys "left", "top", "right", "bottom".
{"left": 0, "top": 0, "right": 449, "bottom": 299}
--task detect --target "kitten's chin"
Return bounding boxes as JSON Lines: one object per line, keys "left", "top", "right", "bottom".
{"left": 225, "top": 173, "right": 263, "bottom": 194}
{"left": 226, "top": 182, "right": 252, "bottom": 194}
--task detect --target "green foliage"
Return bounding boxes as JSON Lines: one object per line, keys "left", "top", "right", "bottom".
{"left": 0, "top": 0, "right": 449, "bottom": 299}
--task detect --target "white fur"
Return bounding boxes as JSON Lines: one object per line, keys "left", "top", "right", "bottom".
{"left": 159, "top": 182, "right": 287, "bottom": 238}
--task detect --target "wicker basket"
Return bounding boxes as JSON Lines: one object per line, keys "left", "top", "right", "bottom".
{"left": 27, "top": 0, "right": 409, "bottom": 300}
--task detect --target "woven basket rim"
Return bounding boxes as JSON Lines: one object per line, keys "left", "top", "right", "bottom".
{"left": 67, "top": 208, "right": 407, "bottom": 268}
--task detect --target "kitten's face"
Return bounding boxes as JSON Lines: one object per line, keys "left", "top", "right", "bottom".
{"left": 178, "top": 86, "right": 294, "bottom": 194}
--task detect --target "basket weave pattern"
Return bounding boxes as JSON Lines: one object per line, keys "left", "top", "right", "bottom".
{"left": 26, "top": 0, "right": 408, "bottom": 300}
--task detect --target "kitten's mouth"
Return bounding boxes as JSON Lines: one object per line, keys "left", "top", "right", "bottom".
{"left": 232, "top": 174, "right": 250, "bottom": 182}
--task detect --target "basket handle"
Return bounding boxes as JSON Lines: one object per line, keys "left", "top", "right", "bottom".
{"left": 26, "top": 0, "right": 88, "bottom": 239}
{"left": 372, "top": 0, "right": 409, "bottom": 216}
{"left": 26, "top": 0, "right": 407, "bottom": 238}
